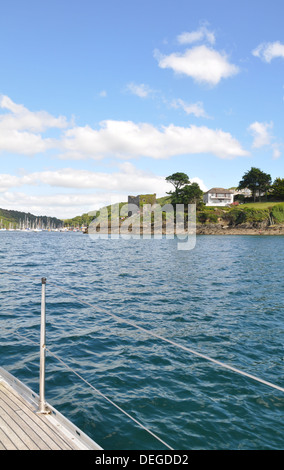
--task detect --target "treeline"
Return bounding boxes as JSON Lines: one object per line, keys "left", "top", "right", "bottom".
{"left": 237, "top": 167, "right": 284, "bottom": 202}
{"left": 165, "top": 169, "right": 284, "bottom": 227}
{"left": 0, "top": 208, "right": 63, "bottom": 229}
{"left": 63, "top": 167, "right": 284, "bottom": 228}
{"left": 63, "top": 212, "right": 95, "bottom": 228}
{"left": 165, "top": 168, "right": 284, "bottom": 205}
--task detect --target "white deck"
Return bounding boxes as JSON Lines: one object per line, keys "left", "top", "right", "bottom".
{"left": 0, "top": 368, "right": 102, "bottom": 450}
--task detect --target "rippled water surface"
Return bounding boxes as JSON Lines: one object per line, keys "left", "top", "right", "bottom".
{"left": 0, "top": 231, "right": 283, "bottom": 450}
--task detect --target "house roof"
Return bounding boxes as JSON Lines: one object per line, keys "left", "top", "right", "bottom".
{"left": 205, "top": 187, "right": 234, "bottom": 194}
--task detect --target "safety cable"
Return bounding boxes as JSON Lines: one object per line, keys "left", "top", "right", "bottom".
{"left": 48, "top": 281, "right": 284, "bottom": 393}
{"left": 5, "top": 327, "right": 173, "bottom": 450}
{"left": 1, "top": 268, "right": 284, "bottom": 394}
{"left": 1, "top": 268, "right": 284, "bottom": 450}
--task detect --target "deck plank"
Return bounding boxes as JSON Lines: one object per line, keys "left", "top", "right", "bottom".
{"left": 1, "top": 385, "right": 76, "bottom": 449}
{"left": 0, "top": 397, "right": 40, "bottom": 450}
{"left": 0, "top": 367, "right": 102, "bottom": 450}
{"left": 0, "top": 381, "right": 81, "bottom": 449}
{"left": 0, "top": 424, "right": 18, "bottom": 450}
{"left": 0, "top": 411, "right": 31, "bottom": 450}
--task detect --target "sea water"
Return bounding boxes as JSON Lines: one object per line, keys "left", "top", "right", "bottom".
{"left": 0, "top": 231, "right": 283, "bottom": 450}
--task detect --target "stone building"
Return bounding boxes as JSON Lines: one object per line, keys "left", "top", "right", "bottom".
{"left": 127, "top": 194, "right": 156, "bottom": 216}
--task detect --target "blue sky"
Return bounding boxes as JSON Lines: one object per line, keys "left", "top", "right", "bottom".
{"left": 0, "top": 0, "right": 283, "bottom": 218}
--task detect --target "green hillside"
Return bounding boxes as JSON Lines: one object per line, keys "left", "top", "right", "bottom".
{"left": 0, "top": 208, "right": 63, "bottom": 230}
{"left": 63, "top": 198, "right": 284, "bottom": 229}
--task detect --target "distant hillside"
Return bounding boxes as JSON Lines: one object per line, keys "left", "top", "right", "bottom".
{"left": 0, "top": 208, "right": 63, "bottom": 229}
{"left": 63, "top": 197, "right": 284, "bottom": 231}
{"left": 62, "top": 196, "right": 171, "bottom": 227}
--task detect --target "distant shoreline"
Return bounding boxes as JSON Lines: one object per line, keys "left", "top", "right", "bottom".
{"left": 1, "top": 221, "right": 284, "bottom": 236}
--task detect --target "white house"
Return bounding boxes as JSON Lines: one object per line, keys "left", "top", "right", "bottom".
{"left": 203, "top": 188, "right": 234, "bottom": 206}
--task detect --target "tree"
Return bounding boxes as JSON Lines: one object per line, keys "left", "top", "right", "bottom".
{"left": 271, "top": 177, "right": 284, "bottom": 200}
{"left": 238, "top": 167, "right": 271, "bottom": 202}
{"left": 165, "top": 172, "right": 190, "bottom": 198}
{"left": 172, "top": 183, "right": 203, "bottom": 207}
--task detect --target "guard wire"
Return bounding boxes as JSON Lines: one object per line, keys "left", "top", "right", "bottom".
{"left": 6, "top": 326, "right": 174, "bottom": 451}
{"left": 1, "top": 268, "right": 284, "bottom": 394}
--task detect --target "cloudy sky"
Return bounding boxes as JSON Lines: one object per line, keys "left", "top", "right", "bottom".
{"left": 0, "top": 0, "right": 283, "bottom": 218}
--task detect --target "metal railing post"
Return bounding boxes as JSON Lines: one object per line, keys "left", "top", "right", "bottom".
{"left": 38, "top": 277, "right": 49, "bottom": 414}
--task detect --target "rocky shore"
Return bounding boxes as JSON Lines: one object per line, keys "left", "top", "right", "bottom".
{"left": 196, "top": 222, "right": 284, "bottom": 235}
{"left": 87, "top": 221, "right": 284, "bottom": 236}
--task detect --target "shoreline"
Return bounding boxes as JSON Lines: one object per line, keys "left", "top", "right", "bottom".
{"left": 86, "top": 222, "right": 284, "bottom": 236}
{"left": 196, "top": 223, "right": 284, "bottom": 235}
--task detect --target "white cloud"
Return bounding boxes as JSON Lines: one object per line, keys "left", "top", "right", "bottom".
{"left": 154, "top": 45, "right": 239, "bottom": 86}
{"left": 252, "top": 41, "right": 284, "bottom": 62}
{"left": 177, "top": 26, "right": 215, "bottom": 45}
{"left": 0, "top": 164, "right": 208, "bottom": 194}
{"left": 248, "top": 121, "right": 273, "bottom": 148}
{"left": 0, "top": 95, "right": 246, "bottom": 162}
{"left": 0, "top": 164, "right": 170, "bottom": 195}
{"left": 0, "top": 129, "right": 54, "bottom": 155}
{"left": 248, "top": 121, "right": 282, "bottom": 159}
{"left": 189, "top": 177, "right": 208, "bottom": 192}
{"left": 272, "top": 144, "right": 281, "bottom": 160}
{"left": 0, "top": 163, "right": 209, "bottom": 218}
{"left": 171, "top": 99, "right": 210, "bottom": 118}
{"left": 0, "top": 95, "right": 67, "bottom": 155}
{"left": 0, "top": 191, "right": 119, "bottom": 219}
{"left": 99, "top": 90, "right": 107, "bottom": 98}
{"left": 126, "top": 82, "right": 154, "bottom": 98}
{"left": 0, "top": 174, "right": 22, "bottom": 190}
{"left": 0, "top": 95, "right": 68, "bottom": 132}
{"left": 61, "top": 120, "right": 248, "bottom": 160}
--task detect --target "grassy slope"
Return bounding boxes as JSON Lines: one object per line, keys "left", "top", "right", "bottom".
{"left": 63, "top": 198, "right": 284, "bottom": 228}
{"left": 200, "top": 201, "right": 284, "bottom": 226}
{"left": 236, "top": 201, "right": 282, "bottom": 209}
